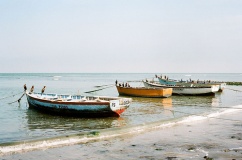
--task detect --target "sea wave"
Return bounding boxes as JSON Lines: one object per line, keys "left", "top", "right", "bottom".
{"left": 52, "top": 76, "right": 62, "bottom": 81}
{"left": 1, "top": 105, "right": 242, "bottom": 155}
{"left": 177, "top": 105, "right": 242, "bottom": 124}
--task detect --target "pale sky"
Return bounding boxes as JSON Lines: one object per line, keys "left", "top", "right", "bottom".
{"left": 0, "top": 0, "right": 242, "bottom": 73}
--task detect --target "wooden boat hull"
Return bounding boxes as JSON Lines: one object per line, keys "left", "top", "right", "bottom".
{"left": 157, "top": 77, "right": 226, "bottom": 92}
{"left": 143, "top": 81, "right": 219, "bottom": 96}
{"left": 26, "top": 92, "right": 131, "bottom": 117}
{"left": 116, "top": 86, "right": 172, "bottom": 98}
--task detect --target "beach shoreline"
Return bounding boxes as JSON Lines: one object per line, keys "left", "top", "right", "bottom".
{"left": 1, "top": 108, "right": 242, "bottom": 160}
{"left": 1, "top": 73, "right": 242, "bottom": 160}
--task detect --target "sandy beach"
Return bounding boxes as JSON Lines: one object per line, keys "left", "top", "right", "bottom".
{"left": 1, "top": 108, "right": 242, "bottom": 160}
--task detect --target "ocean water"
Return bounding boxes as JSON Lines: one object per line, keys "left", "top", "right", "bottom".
{"left": 0, "top": 73, "right": 242, "bottom": 156}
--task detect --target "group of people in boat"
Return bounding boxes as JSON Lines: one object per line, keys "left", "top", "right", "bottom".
{"left": 24, "top": 84, "right": 46, "bottom": 94}
{"left": 155, "top": 74, "right": 213, "bottom": 84}
{"left": 185, "top": 79, "right": 212, "bottom": 84}
{"left": 155, "top": 74, "right": 169, "bottom": 80}
{"left": 115, "top": 80, "right": 131, "bottom": 88}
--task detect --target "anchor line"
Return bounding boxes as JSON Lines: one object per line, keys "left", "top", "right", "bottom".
{"left": 8, "top": 92, "right": 26, "bottom": 104}
{"left": 0, "top": 91, "right": 23, "bottom": 101}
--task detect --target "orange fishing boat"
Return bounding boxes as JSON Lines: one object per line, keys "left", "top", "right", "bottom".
{"left": 116, "top": 85, "right": 172, "bottom": 98}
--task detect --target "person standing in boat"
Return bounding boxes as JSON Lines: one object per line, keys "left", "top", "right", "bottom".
{"left": 30, "top": 86, "right": 34, "bottom": 93}
{"left": 41, "top": 86, "right": 46, "bottom": 95}
{"left": 24, "top": 84, "right": 27, "bottom": 91}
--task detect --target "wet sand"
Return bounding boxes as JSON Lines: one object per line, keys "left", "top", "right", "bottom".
{"left": 1, "top": 110, "right": 242, "bottom": 160}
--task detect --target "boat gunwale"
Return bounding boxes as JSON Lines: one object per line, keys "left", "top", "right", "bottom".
{"left": 26, "top": 93, "right": 111, "bottom": 105}
{"left": 143, "top": 81, "right": 219, "bottom": 89}
{"left": 116, "top": 86, "right": 172, "bottom": 91}
{"left": 157, "top": 76, "right": 226, "bottom": 85}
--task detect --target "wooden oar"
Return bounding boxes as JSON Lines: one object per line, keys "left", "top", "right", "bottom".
{"left": 84, "top": 85, "right": 115, "bottom": 93}
{"left": 94, "top": 84, "right": 114, "bottom": 88}
{"left": 127, "top": 80, "right": 142, "bottom": 82}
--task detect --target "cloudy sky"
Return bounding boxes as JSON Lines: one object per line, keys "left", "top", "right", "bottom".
{"left": 0, "top": 0, "right": 241, "bottom": 73}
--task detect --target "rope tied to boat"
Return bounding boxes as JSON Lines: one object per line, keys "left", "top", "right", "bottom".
{"left": 7, "top": 84, "right": 27, "bottom": 105}
{"left": 0, "top": 91, "right": 23, "bottom": 101}
{"left": 8, "top": 92, "right": 26, "bottom": 105}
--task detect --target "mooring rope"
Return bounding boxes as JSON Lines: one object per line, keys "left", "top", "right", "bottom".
{"left": 8, "top": 92, "right": 25, "bottom": 104}
{"left": 0, "top": 91, "right": 23, "bottom": 101}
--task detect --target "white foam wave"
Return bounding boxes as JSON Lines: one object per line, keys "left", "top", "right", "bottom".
{"left": 178, "top": 116, "right": 207, "bottom": 123}
{"left": 196, "top": 148, "right": 209, "bottom": 156}
{"left": 177, "top": 105, "right": 242, "bottom": 124}
{"left": 0, "top": 138, "right": 79, "bottom": 155}
{"left": 52, "top": 76, "right": 62, "bottom": 81}
{"left": 229, "top": 147, "right": 242, "bottom": 151}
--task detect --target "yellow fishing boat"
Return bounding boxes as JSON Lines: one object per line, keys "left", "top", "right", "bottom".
{"left": 116, "top": 85, "right": 172, "bottom": 98}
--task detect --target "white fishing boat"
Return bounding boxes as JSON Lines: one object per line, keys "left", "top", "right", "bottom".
{"left": 25, "top": 90, "right": 132, "bottom": 117}
{"left": 156, "top": 75, "right": 226, "bottom": 92}
{"left": 143, "top": 80, "right": 219, "bottom": 96}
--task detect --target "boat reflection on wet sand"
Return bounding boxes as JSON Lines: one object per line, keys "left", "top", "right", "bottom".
{"left": 128, "top": 95, "right": 219, "bottom": 118}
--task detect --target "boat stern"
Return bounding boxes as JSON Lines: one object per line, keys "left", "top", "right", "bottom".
{"left": 211, "top": 85, "right": 220, "bottom": 93}
{"left": 163, "top": 88, "right": 173, "bottom": 97}
{"left": 219, "top": 83, "right": 226, "bottom": 92}
{"left": 110, "top": 98, "right": 132, "bottom": 116}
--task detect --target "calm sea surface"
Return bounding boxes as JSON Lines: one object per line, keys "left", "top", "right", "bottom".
{"left": 0, "top": 73, "right": 242, "bottom": 154}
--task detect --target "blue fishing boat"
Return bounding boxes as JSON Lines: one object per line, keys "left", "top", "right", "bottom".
{"left": 25, "top": 91, "right": 132, "bottom": 117}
